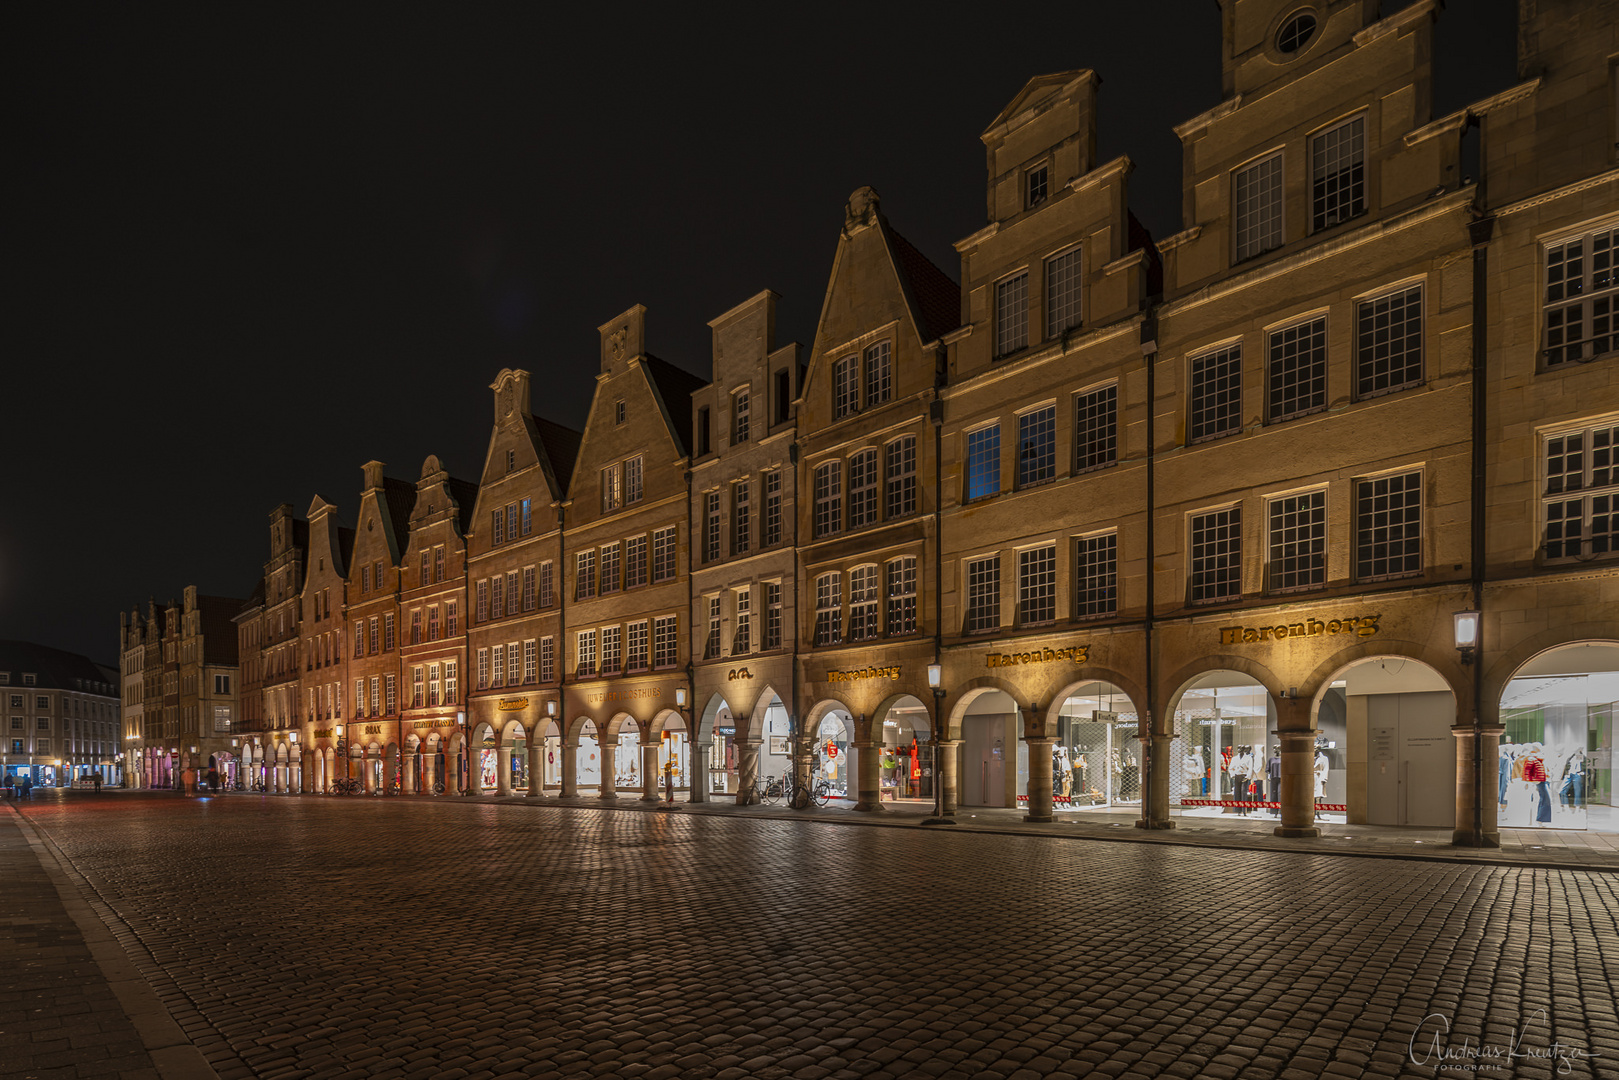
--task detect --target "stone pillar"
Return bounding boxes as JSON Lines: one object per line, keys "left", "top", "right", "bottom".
{"left": 496, "top": 743, "right": 513, "bottom": 796}
{"left": 1275, "top": 697, "right": 1319, "bottom": 838}
{"left": 736, "top": 739, "right": 761, "bottom": 805}
{"left": 1024, "top": 736, "right": 1057, "bottom": 822}
{"left": 853, "top": 741, "right": 882, "bottom": 812}
{"left": 404, "top": 750, "right": 417, "bottom": 794}
{"left": 560, "top": 741, "right": 577, "bottom": 798}
{"left": 527, "top": 740, "right": 541, "bottom": 798}
{"left": 1137, "top": 732, "right": 1176, "bottom": 831}
{"left": 1452, "top": 723, "right": 1504, "bottom": 848}
{"left": 939, "top": 740, "right": 961, "bottom": 813}
{"left": 641, "top": 742, "right": 661, "bottom": 803}
{"left": 599, "top": 739, "right": 619, "bottom": 801}
{"left": 688, "top": 741, "right": 709, "bottom": 804}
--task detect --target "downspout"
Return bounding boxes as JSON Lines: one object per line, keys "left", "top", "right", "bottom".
{"left": 1469, "top": 211, "right": 1494, "bottom": 848}
{"left": 556, "top": 503, "right": 566, "bottom": 791}
{"left": 684, "top": 467, "right": 697, "bottom": 798}
{"left": 1140, "top": 314, "right": 1159, "bottom": 829}
{"left": 788, "top": 441, "right": 801, "bottom": 778}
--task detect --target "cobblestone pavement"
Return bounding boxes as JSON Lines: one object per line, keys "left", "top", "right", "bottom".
{"left": 9, "top": 791, "right": 1619, "bottom": 1080}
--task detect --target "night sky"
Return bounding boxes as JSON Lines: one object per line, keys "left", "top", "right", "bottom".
{"left": 8, "top": 2, "right": 1518, "bottom": 665}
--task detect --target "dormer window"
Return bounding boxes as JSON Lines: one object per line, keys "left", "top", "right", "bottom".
{"left": 733, "top": 389, "right": 750, "bottom": 444}
{"left": 1311, "top": 116, "right": 1366, "bottom": 232}
{"left": 1276, "top": 11, "right": 1317, "bottom": 54}
{"left": 1026, "top": 164, "right": 1048, "bottom": 208}
{"left": 506, "top": 449, "right": 516, "bottom": 473}
{"left": 1234, "top": 151, "right": 1284, "bottom": 262}
{"left": 615, "top": 400, "right": 626, "bottom": 425}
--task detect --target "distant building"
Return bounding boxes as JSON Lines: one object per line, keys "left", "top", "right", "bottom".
{"left": 2, "top": 640, "right": 118, "bottom": 787}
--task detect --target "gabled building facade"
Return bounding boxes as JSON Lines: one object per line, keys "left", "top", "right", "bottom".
{"left": 296, "top": 497, "right": 352, "bottom": 791}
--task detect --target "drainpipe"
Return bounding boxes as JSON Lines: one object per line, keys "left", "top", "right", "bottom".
{"left": 1139, "top": 313, "right": 1159, "bottom": 830}
{"left": 789, "top": 440, "right": 801, "bottom": 772}
{"left": 1468, "top": 212, "right": 1494, "bottom": 848}
{"left": 556, "top": 503, "right": 566, "bottom": 795}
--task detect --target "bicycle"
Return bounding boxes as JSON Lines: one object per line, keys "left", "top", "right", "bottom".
{"left": 811, "top": 777, "right": 832, "bottom": 807}
{"left": 330, "top": 777, "right": 363, "bottom": 795}
{"left": 755, "top": 774, "right": 786, "bottom": 806}
{"left": 431, "top": 781, "right": 445, "bottom": 795}
{"left": 231, "top": 780, "right": 245, "bottom": 792}
{"left": 250, "top": 780, "right": 266, "bottom": 793}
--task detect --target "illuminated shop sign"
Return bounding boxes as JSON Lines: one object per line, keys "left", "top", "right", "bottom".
{"left": 313, "top": 729, "right": 334, "bottom": 739}
{"left": 585, "top": 687, "right": 664, "bottom": 705}
{"left": 727, "top": 668, "right": 753, "bottom": 681}
{"left": 985, "top": 645, "right": 1088, "bottom": 669}
{"left": 497, "top": 697, "right": 528, "bottom": 711}
{"left": 1219, "top": 613, "right": 1381, "bottom": 645}
{"left": 827, "top": 666, "right": 900, "bottom": 683}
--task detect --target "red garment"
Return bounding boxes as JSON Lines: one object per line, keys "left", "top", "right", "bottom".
{"left": 1522, "top": 756, "right": 1548, "bottom": 783}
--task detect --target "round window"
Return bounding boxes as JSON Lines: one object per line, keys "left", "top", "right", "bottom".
{"left": 1276, "top": 11, "right": 1317, "bottom": 54}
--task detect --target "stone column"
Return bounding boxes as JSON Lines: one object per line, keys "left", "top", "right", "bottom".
{"left": 598, "top": 739, "right": 618, "bottom": 801}
{"left": 641, "top": 742, "right": 662, "bottom": 803}
{"left": 496, "top": 743, "right": 513, "bottom": 796}
{"left": 1024, "top": 736, "right": 1057, "bottom": 822}
{"left": 736, "top": 739, "right": 761, "bottom": 805}
{"left": 527, "top": 740, "right": 541, "bottom": 798}
{"left": 940, "top": 740, "right": 961, "bottom": 813}
{"left": 1274, "top": 697, "right": 1319, "bottom": 838}
{"left": 853, "top": 741, "right": 882, "bottom": 812}
{"left": 1452, "top": 723, "right": 1504, "bottom": 848}
{"left": 688, "top": 741, "right": 709, "bottom": 804}
{"left": 560, "top": 741, "right": 577, "bottom": 798}
{"left": 404, "top": 749, "right": 417, "bottom": 794}
{"left": 1137, "top": 732, "right": 1176, "bottom": 831}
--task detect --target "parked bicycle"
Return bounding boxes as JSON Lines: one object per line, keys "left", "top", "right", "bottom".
{"left": 330, "top": 777, "right": 363, "bottom": 795}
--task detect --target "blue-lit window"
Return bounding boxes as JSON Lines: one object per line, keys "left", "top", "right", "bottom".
{"left": 965, "top": 425, "right": 1001, "bottom": 502}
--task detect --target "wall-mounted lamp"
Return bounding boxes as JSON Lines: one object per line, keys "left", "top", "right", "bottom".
{"left": 546, "top": 699, "right": 558, "bottom": 718}
{"left": 1453, "top": 610, "right": 1480, "bottom": 665}
{"left": 676, "top": 686, "right": 688, "bottom": 709}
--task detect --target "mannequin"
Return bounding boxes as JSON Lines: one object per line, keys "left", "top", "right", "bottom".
{"left": 1266, "top": 746, "right": 1281, "bottom": 809}
{"left": 1523, "top": 742, "right": 1550, "bottom": 824}
{"left": 1184, "top": 748, "right": 1203, "bottom": 798}
{"left": 1230, "top": 746, "right": 1251, "bottom": 815}
{"left": 1499, "top": 738, "right": 1514, "bottom": 809}
{"left": 1313, "top": 748, "right": 1329, "bottom": 798}
{"left": 1054, "top": 746, "right": 1071, "bottom": 799}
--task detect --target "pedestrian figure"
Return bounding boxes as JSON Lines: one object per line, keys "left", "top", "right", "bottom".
{"left": 207, "top": 767, "right": 219, "bottom": 793}
{"left": 21, "top": 776, "right": 32, "bottom": 801}
{"left": 92, "top": 772, "right": 101, "bottom": 793}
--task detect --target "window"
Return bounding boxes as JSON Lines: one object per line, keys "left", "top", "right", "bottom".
{"left": 849, "top": 566, "right": 880, "bottom": 641}
{"left": 626, "top": 621, "right": 649, "bottom": 672}
{"left": 520, "top": 498, "right": 532, "bottom": 535}
{"left": 506, "top": 448, "right": 516, "bottom": 473}
{"left": 600, "top": 626, "right": 621, "bottom": 674}
{"left": 1544, "top": 421, "right": 1618, "bottom": 559}
{"left": 652, "top": 527, "right": 677, "bottom": 583}
{"left": 370, "top": 676, "right": 381, "bottom": 715}
{"left": 540, "top": 561, "right": 555, "bottom": 607}
{"left": 1545, "top": 225, "right": 1618, "bottom": 367}
{"left": 575, "top": 551, "right": 595, "bottom": 600}
{"left": 1234, "top": 152, "right": 1284, "bottom": 261}
{"left": 996, "top": 272, "right": 1029, "bottom": 357}
{"left": 373, "top": 560, "right": 383, "bottom": 589}
{"left": 615, "top": 399, "right": 626, "bottom": 424}
{"left": 522, "top": 566, "right": 536, "bottom": 610}
{"left": 1189, "top": 343, "right": 1242, "bottom": 443}
{"left": 384, "top": 674, "right": 396, "bottom": 714}
{"left": 1191, "top": 507, "right": 1243, "bottom": 604}
{"left": 492, "top": 645, "right": 505, "bottom": 687}
{"left": 427, "top": 664, "right": 440, "bottom": 707}
{"left": 506, "top": 571, "right": 519, "bottom": 616}
{"left": 653, "top": 616, "right": 679, "bottom": 669}
{"left": 599, "top": 545, "right": 620, "bottom": 595}
{"left": 625, "top": 457, "right": 644, "bottom": 504}
{"left": 1268, "top": 317, "right": 1327, "bottom": 422}
{"left": 491, "top": 576, "right": 504, "bottom": 620}
{"left": 383, "top": 613, "right": 393, "bottom": 651}
{"left": 697, "top": 406, "right": 711, "bottom": 455}
{"left": 865, "top": 341, "right": 891, "bottom": 407}
{"left": 1074, "top": 385, "right": 1117, "bottom": 472}
{"left": 1074, "top": 532, "right": 1118, "bottom": 619}
{"left": 848, "top": 449, "right": 878, "bottom": 528}
{"left": 1356, "top": 472, "right": 1423, "bottom": 581}
{"left": 1017, "top": 405, "right": 1056, "bottom": 488}
{"left": 704, "top": 596, "right": 723, "bottom": 659}
{"left": 732, "top": 482, "right": 751, "bottom": 555}
{"left": 37, "top": 738, "right": 49, "bottom": 753}
{"left": 492, "top": 507, "right": 506, "bottom": 545}
{"left": 1356, "top": 285, "right": 1424, "bottom": 398}
{"left": 576, "top": 631, "right": 596, "bottom": 678}
{"left": 732, "top": 588, "right": 751, "bottom": 655}
{"left": 1045, "top": 245, "right": 1083, "bottom": 339}
{"left": 1276, "top": 10, "right": 1316, "bottom": 52}
{"left": 354, "top": 679, "right": 364, "bottom": 717}
{"left": 419, "top": 550, "right": 431, "bottom": 587}
{"left": 410, "top": 609, "right": 422, "bottom": 645}
{"left": 354, "top": 621, "right": 364, "bottom": 658}
{"left": 765, "top": 583, "right": 782, "bottom": 650}
{"left": 833, "top": 356, "right": 859, "bottom": 419}
{"left": 626, "top": 536, "right": 648, "bottom": 588}
{"left": 1026, "top": 163, "right": 1048, "bottom": 208}
{"left": 814, "top": 462, "right": 842, "bottom": 538}
{"left": 1018, "top": 545, "right": 1057, "bottom": 625}
{"left": 446, "top": 661, "right": 458, "bottom": 703}
{"left": 965, "top": 425, "right": 1001, "bottom": 501}
{"left": 885, "top": 436, "right": 916, "bottom": 518}
{"left": 965, "top": 556, "right": 1001, "bottom": 634}
{"left": 36, "top": 716, "right": 49, "bottom": 730}
{"left": 602, "top": 463, "right": 623, "bottom": 513}
{"left": 434, "top": 545, "right": 445, "bottom": 583}
{"left": 733, "top": 390, "right": 750, "bottom": 444}
{"left": 775, "top": 368, "right": 792, "bottom": 424}
{"left": 427, "top": 606, "right": 440, "bottom": 641}
{"left": 412, "top": 666, "right": 424, "bottom": 708}
{"left": 477, "top": 649, "right": 489, "bottom": 690}
{"left": 814, "top": 573, "right": 842, "bottom": 646}
{"left": 704, "top": 491, "right": 722, "bottom": 563}
{"left": 361, "top": 565, "right": 371, "bottom": 593}
{"left": 447, "top": 600, "right": 458, "bottom": 637}
{"left": 540, "top": 637, "right": 554, "bottom": 683}
{"left": 476, "top": 579, "right": 489, "bottom": 623}
{"left": 1267, "top": 490, "right": 1327, "bottom": 593}
{"left": 763, "top": 471, "right": 782, "bottom": 547}
{"left": 1311, "top": 116, "right": 1365, "bottom": 231}
{"left": 886, "top": 557, "right": 917, "bottom": 636}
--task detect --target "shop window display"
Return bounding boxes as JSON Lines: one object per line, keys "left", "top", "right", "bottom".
{"left": 577, "top": 723, "right": 601, "bottom": 789}
{"left": 479, "top": 733, "right": 498, "bottom": 791}
{"left": 877, "top": 697, "right": 932, "bottom": 801}
{"left": 659, "top": 722, "right": 689, "bottom": 790}
{"left": 1499, "top": 643, "right": 1618, "bottom": 831}
{"left": 710, "top": 704, "right": 739, "bottom": 794}
{"left": 816, "top": 712, "right": 854, "bottom": 797}
{"left": 616, "top": 727, "right": 643, "bottom": 790}
{"left": 1053, "top": 682, "right": 1141, "bottom": 810}
{"left": 1170, "top": 675, "right": 1299, "bottom": 820}
{"left": 540, "top": 728, "right": 562, "bottom": 791}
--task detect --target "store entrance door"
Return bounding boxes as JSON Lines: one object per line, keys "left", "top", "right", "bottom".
{"left": 1365, "top": 691, "right": 1455, "bottom": 827}
{"left": 962, "top": 715, "right": 1007, "bottom": 807}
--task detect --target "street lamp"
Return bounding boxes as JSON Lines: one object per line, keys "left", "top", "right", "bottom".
{"left": 459, "top": 712, "right": 475, "bottom": 795}
{"left": 921, "top": 663, "right": 954, "bottom": 826}
{"left": 335, "top": 724, "right": 348, "bottom": 793}
{"left": 1454, "top": 610, "right": 1480, "bottom": 665}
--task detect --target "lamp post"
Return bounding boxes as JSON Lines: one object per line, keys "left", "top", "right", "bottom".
{"left": 663, "top": 687, "right": 687, "bottom": 809}
{"left": 459, "top": 712, "right": 475, "bottom": 795}
{"left": 921, "top": 663, "right": 954, "bottom": 826}
{"left": 1455, "top": 608, "right": 1484, "bottom": 848}
{"left": 335, "top": 724, "right": 347, "bottom": 793}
